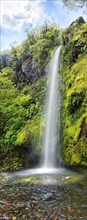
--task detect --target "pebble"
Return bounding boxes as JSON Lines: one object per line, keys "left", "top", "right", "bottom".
{"left": 0, "top": 217, "right": 9, "bottom": 220}
{"left": 41, "top": 192, "right": 54, "bottom": 201}
{"left": 0, "top": 174, "right": 87, "bottom": 220}
{"left": 65, "top": 176, "right": 70, "bottom": 180}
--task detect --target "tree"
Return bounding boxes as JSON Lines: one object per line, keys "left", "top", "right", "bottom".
{"left": 9, "top": 42, "right": 22, "bottom": 72}
{"left": 0, "top": 60, "right": 3, "bottom": 71}
{"left": 62, "top": 0, "right": 86, "bottom": 9}
{"left": 28, "top": 22, "right": 61, "bottom": 68}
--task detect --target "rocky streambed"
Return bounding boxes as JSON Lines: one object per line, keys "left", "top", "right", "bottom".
{"left": 0, "top": 169, "right": 87, "bottom": 220}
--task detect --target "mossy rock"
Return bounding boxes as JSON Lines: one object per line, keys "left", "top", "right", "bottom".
{"left": 61, "top": 17, "right": 87, "bottom": 166}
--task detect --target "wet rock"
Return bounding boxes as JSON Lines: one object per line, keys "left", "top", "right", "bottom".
{"left": 82, "top": 205, "right": 87, "bottom": 208}
{"left": 0, "top": 217, "right": 9, "bottom": 220}
{"left": 0, "top": 172, "right": 87, "bottom": 219}
{"left": 79, "top": 218, "right": 87, "bottom": 220}
{"left": 41, "top": 192, "right": 54, "bottom": 201}
{"left": 0, "top": 200, "right": 6, "bottom": 204}
{"left": 79, "top": 121, "right": 87, "bottom": 139}
{"left": 65, "top": 176, "right": 70, "bottom": 180}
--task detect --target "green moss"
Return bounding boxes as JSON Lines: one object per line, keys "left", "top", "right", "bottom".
{"left": 63, "top": 21, "right": 87, "bottom": 66}
{"left": 0, "top": 66, "right": 46, "bottom": 170}
{"left": 16, "top": 115, "right": 43, "bottom": 152}
{"left": 62, "top": 20, "right": 87, "bottom": 166}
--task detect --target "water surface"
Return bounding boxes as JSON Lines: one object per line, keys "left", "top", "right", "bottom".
{"left": 0, "top": 168, "right": 87, "bottom": 220}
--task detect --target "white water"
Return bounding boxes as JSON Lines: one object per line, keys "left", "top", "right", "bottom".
{"left": 41, "top": 46, "right": 61, "bottom": 168}
{"left": 14, "top": 167, "right": 66, "bottom": 177}
{"left": 13, "top": 46, "right": 63, "bottom": 178}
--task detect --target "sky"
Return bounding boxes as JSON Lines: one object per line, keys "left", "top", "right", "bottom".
{"left": 0, "top": 0, "right": 86, "bottom": 51}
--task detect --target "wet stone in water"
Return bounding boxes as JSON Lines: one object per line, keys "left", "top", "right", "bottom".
{"left": 0, "top": 217, "right": 9, "bottom": 220}
{"left": 41, "top": 192, "right": 55, "bottom": 201}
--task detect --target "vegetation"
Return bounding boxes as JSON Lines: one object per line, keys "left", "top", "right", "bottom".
{"left": 62, "top": 18, "right": 87, "bottom": 166}
{"left": 62, "top": 0, "right": 86, "bottom": 9}
{"left": 0, "top": 66, "right": 47, "bottom": 169}
{"left": 0, "top": 17, "right": 87, "bottom": 170}
{"left": 0, "top": 22, "right": 61, "bottom": 170}
{"left": 9, "top": 22, "right": 60, "bottom": 71}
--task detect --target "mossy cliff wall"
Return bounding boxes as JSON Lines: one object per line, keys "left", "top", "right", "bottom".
{"left": 61, "top": 17, "right": 87, "bottom": 166}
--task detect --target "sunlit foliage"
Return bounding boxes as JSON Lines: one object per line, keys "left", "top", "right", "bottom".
{"left": 62, "top": 20, "right": 87, "bottom": 166}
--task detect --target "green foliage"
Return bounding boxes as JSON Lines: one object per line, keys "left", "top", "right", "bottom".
{"left": 8, "top": 22, "right": 61, "bottom": 75}
{"left": 62, "top": 138, "right": 87, "bottom": 165}
{"left": 62, "top": 21, "right": 87, "bottom": 66}
{"left": 62, "top": 0, "right": 86, "bottom": 9}
{"left": 31, "top": 23, "right": 61, "bottom": 68}
{"left": 1, "top": 22, "right": 61, "bottom": 170}
{"left": 0, "top": 66, "right": 46, "bottom": 155}
{"left": 8, "top": 43, "right": 21, "bottom": 72}
{"left": 62, "top": 20, "right": 87, "bottom": 166}
{"left": 16, "top": 115, "right": 43, "bottom": 152}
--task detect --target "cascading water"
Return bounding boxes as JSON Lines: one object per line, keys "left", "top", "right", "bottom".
{"left": 15, "top": 46, "right": 64, "bottom": 177}
{"left": 41, "top": 46, "right": 61, "bottom": 168}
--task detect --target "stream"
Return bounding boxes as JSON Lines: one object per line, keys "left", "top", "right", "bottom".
{"left": 0, "top": 168, "right": 87, "bottom": 220}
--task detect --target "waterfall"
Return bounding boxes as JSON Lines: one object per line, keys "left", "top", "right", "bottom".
{"left": 15, "top": 45, "right": 66, "bottom": 177}
{"left": 41, "top": 46, "right": 61, "bottom": 168}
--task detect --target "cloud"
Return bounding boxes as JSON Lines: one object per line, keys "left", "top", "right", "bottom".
{"left": 53, "top": 0, "right": 63, "bottom": 5}
{"left": 1, "top": 0, "right": 47, "bottom": 31}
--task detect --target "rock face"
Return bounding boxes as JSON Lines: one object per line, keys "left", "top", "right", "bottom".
{"left": 70, "top": 16, "right": 85, "bottom": 28}
{"left": 79, "top": 122, "right": 87, "bottom": 139}
{"left": 62, "top": 17, "right": 87, "bottom": 166}
{"left": 17, "top": 58, "right": 45, "bottom": 85}
{"left": 62, "top": 16, "right": 86, "bottom": 65}
{"left": 0, "top": 54, "right": 9, "bottom": 68}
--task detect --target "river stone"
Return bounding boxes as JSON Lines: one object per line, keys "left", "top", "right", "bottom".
{"left": 0, "top": 217, "right": 9, "bottom": 220}
{"left": 41, "top": 192, "right": 54, "bottom": 201}
{"left": 0, "top": 200, "right": 6, "bottom": 204}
